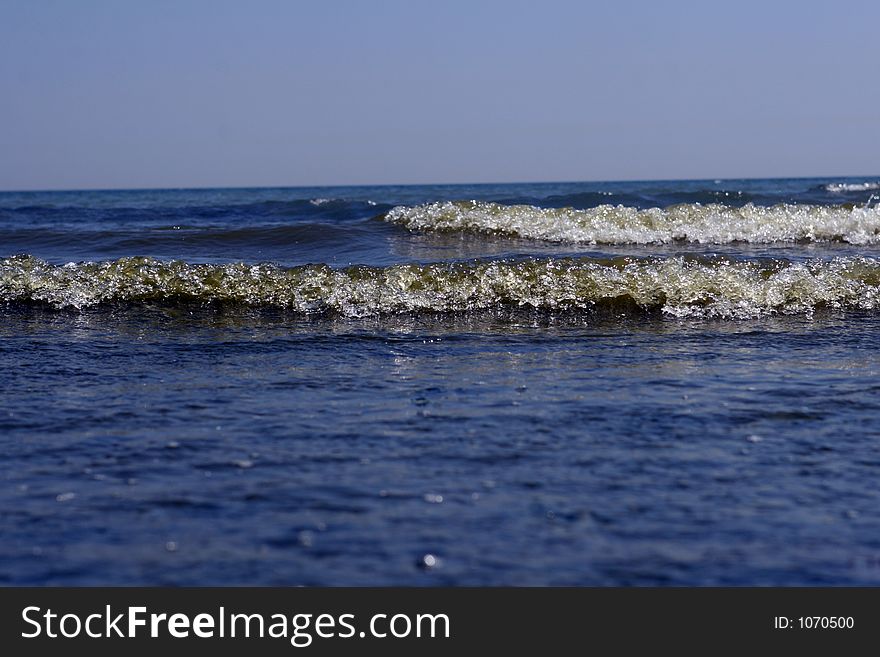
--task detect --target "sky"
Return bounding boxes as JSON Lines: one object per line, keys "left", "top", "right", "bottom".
{"left": 0, "top": 0, "right": 878, "bottom": 190}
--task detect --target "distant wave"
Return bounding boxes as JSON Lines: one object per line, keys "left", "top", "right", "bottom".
{"left": 5, "top": 254, "right": 880, "bottom": 319}
{"left": 0, "top": 198, "right": 388, "bottom": 222}
{"left": 533, "top": 189, "right": 759, "bottom": 209}
{"left": 385, "top": 201, "right": 880, "bottom": 244}
{"left": 0, "top": 223, "right": 374, "bottom": 250}
{"left": 824, "top": 182, "right": 880, "bottom": 193}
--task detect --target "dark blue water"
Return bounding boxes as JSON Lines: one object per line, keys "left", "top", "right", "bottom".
{"left": 3, "top": 177, "right": 880, "bottom": 585}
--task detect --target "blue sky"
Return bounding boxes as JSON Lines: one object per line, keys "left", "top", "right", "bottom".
{"left": 1, "top": 0, "right": 878, "bottom": 190}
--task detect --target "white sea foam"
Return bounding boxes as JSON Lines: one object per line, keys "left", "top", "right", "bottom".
{"left": 4, "top": 254, "right": 880, "bottom": 319}
{"left": 385, "top": 201, "right": 880, "bottom": 245}
{"left": 824, "top": 182, "right": 880, "bottom": 193}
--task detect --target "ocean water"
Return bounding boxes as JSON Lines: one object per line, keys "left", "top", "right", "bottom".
{"left": 3, "top": 177, "right": 880, "bottom": 585}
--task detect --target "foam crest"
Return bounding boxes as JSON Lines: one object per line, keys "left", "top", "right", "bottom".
{"left": 5, "top": 254, "right": 880, "bottom": 319}
{"left": 825, "top": 182, "right": 880, "bottom": 193}
{"left": 385, "top": 201, "right": 880, "bottom": 244}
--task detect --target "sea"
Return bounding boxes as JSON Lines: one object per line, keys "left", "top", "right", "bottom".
{"left": 2, "top": 177, "right": 880, "bottom": 585}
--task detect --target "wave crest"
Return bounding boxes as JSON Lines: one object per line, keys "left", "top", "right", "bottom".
{"left": 385, "top": 201, "right": 880, "bottom": 244}
{"left": 825, "top": 182, "right": 880, "bottom": 193}
{"left": 4, "top": 255, "right": 880, "bottom": 319}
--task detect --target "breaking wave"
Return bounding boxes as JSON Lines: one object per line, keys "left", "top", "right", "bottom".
{"left": 825, "top": 182, "right": 880, "bottom": 193}
{"left": 4, "top": 254, "right": 880, "bottom": 319}
{"left": 385, "top": 201, "right": 880, "bottom": 245}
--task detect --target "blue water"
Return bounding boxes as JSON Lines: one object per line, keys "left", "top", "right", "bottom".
{"left": 2, "top": 177, "right": 880, "bottom": 585}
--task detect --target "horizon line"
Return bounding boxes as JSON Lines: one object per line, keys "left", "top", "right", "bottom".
{"left": 1, "top": 173, "right": 879, "bottom": 195}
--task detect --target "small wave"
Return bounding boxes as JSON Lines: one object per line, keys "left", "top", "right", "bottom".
{"left": 0, "top": 199, "right": 388, "bottom": 223}
{"left": 541, "top": 189, "right": 757, "bottom": 209}
{"left": 385, "top": 201, "right": 880, "bottom": 245}
{"left": 4, "top": 255, "right": 880, "bottom": 319}
{"left": 825, "top": 182, "right": 880, "bottom": 193}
